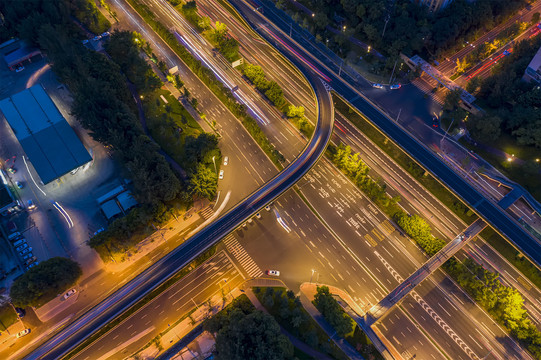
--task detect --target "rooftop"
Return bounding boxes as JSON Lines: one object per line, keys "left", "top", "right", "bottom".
{"left": 0, "top": 85, "right": 92, "bottom": 184}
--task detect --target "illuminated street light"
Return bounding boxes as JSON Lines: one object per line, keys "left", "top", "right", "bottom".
{"left": 312, "top": 13, "right": 315, "bottom": 17}
{"left": 310, "top": 269, "right": 315, "bottom": 284}
{"left": 367, "top": 45, "right": 371, "bottom": 53}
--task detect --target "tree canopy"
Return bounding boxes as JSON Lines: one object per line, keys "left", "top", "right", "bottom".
{"left": 313, "top": 286, "right": 354, "bottom": 338}
{"left": 10, "top": 257, "right": 82, "bottom": 308}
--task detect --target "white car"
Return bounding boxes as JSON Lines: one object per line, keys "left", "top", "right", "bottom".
{"left": 389, "top": 84, "right": 401, "bottom": 90}
{"left": 372, "top": 83, "right": 383, "bottom": 89}
{"left": 223, "top": 156, "right": 229, "bottom": 166}
{"left": 265, "top": 205, "right": 271, "bottom": 211}
{"left": 63, "top": 288, "right": 77, "bottom": 300}
{"left": 16, "top": 329, "right": 31, "bottom": 338}
{"left": 266, "top": 270, "right": 280, "bottom": 276}
{"left": 219, "top": 169, "right": 224, "bottom": 180}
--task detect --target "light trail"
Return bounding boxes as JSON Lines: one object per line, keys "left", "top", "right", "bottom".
{"left": 22, "top": 156, "right": 46, "bottom": 196}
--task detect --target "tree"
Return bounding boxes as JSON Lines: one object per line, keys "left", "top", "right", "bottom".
{"left": 265, "top": 81, "right": 286, "bottom": 108}
{"left": 465, "top": 76, "right": 481, "bottom": 94}
{"left": 10, "top": 257, "right": 82, "bottom": 308}
{"left": 198, "top": 16, "right": 211, "bottom": 30}
{"left": 183, "top": 133, "right": 220, "bottom": 168}
{"left": 313, "top": 286, "right": 354, "bottom": 337}
{"left": 468, "top": 115, "right": 502, "bottom": 142}
{"left": 454, "top": 57, "right": 469, "bottom": 74}
{"left": 189, "top": 163, "right": 218, "bottom": 200}
{"left": 286, "top": 105, "right": 305, "bottom": 119}
{"left": 212, "top": 309, "right": 293, "bottom": 360}
{"left": 532, "top": 12, "right": 540, "bottom": 25}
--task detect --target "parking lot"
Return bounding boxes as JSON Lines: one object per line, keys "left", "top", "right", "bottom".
{"left": 0, "top": 52, "right": 125, "bottom": 282}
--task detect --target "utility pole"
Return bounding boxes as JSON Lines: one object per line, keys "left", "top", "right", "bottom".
{"left": 389, "top": 59, "right": 398, "bottom": 84}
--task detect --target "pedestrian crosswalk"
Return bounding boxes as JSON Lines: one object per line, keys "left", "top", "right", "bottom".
{"left": 412, "top": 78, "right": 445, "bottom": 105}
{"left": 199, "top": 207, "right": 214, "bottom": 220}
{"left": 222, "top": 233, "right": 263, "bottom": 278}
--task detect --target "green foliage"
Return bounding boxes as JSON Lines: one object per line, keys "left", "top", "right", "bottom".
{"left": 475, "top": 37, "right": 541, "bottom": 149}
{"left": 254, "top": 287, "right": 348, "bottom": 359}
{"left": 443, "top": 258, "right": 541, "bottom": 358}
{"left": 282, "top": 0, "right": 524, "bottom": 63}
{"left": 205, "top": 295, "right": 293, "bottom": 360}
{"left": 207, "top": 21, "right": 240, "bottom": 61}
{"left": 394, "top": 212, "right": 445, "bottom": 256}
{"left": 329, "top": 144, "right": 400, "bottom": 216}
{"left": 189, "top": 163, "right": 218, "bottom": 200}
{"left": 313, "top": 286, "right": 354, "bottom": 338}
{"left": 105, "top": 31, "right": 162, "bottom": 95}
{"left": 10, "top": 257, "right": 82, "bottom": 308}
{"left": 127, "top": 0, "right": 283, "bottom": 166}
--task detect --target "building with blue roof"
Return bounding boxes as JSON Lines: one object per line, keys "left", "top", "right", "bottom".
{"left": 0, "top": 85, "right": 92, "bottom": 184}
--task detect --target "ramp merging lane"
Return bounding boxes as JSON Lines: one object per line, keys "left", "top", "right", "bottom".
{"left": 26, "top": 9, "right": 333, "bottom": 360}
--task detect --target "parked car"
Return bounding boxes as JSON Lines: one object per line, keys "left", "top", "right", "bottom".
{"left": 255, "top": 212, "right": 261, "bottom": 219}
{"left": 26, "top": 262, "right": 38, "bottom": 270}
{"left": 16, "top": 329, "right": 30, "bottom": 338}
{"left": 372, "top": 83, "right": 384, "bottom": 89}
{"left": 265, "top": 205, "right": 271, "bottom": 211}
{"left": 389, "top": 84, "right": 401, "bottom": 90}
{"left": 15, "top": 243, "right": 28, "bottom": 252}
{"left": 63, "top": 288, "right": 77, "bottom": 300}
{"left": 19, "top": 247, "right": 32, "bottom": 256}
{"left": 219, "top": 169, "right": 224, "bottom": 180}
{"left": 14, "top": 64, "right": 24, "bottom": 73}
{"left": 25, "top": 256, "right": 37, "bottom": 265}
{"left": 92, "top": 35, "right": 102, "bottom": 41}
{"left": 266, "top": 270, "right": 280, "bottom": 276}
{"left": 16, "top": 181, "right": 23, "bottom": 189}
{"left": 223, "top": 156, "right": 229, "bottom": 166}
{"left": 101, "top": 32, "right": 110, "bottom": 37}
{"left": 21, "top": 253, "right": 33, "bottom": 261}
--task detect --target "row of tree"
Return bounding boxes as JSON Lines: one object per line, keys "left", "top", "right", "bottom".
{"left": 204, "top": 295, "right": 294, "bottom": 360}
{"left": 277, "top": 0, "right": 525, "bottom": 72}
{"left": 243, "top": 63, "right": 314, "bottom": 136}
{"left": 127, "top": 0, "right": 284, "bottom": 165}
{"left": 178, "top": 1, "right": 240, "bottom": 61}
{"left": 255, "top": 287, "right": 346, "bottom": 358}
{"left": 445, "top": 258, "right": 541, "bottom": 358}
{"left": 330, "top": 144, "right": 401, "bottom": 213}
{"left": 313, "top": 286, "right": 354, "bottom": 338}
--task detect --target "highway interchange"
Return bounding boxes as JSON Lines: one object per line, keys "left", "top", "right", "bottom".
{"left": 17, "top": 0, "right": 541, "bottom": 359}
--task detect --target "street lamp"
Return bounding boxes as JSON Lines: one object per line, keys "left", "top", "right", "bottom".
{"left": 367, "top": 45, "right": 371, "bottom": 53}
{"left": 310, "top": 269, "right": 315, "bottom": 284}
{"left": 212, "top": 156, "right": 217, "bottom": 174}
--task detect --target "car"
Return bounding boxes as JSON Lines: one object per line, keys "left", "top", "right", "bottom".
{"left": 19, "top": 247, "right": 32, "bottom": 256}
{"left": 92, "top": 35, "right": 102, "bottom": 41}
{"left": 26, "top": 262, "right": 38, "bottom": 270}
{"left": 219, "top": 169, "right": 224, "bottom": 180}
{"left": 15, "top": 243, "right": 28, "bottom": 252}
{"left": 432, "top": 117, "right": 439, "bottom": 128}
{"left": 266, "top": 270, "right": 280, "bottom": 276}
{"left": 14, "top": 64, "right": 24, "bottom": 73}
{"left": 7, "top": 167, "right": 16, "bottom": 174}
{"left": 248, "top": 218, "right": 253, "bottom": 224}
{"left": 82, "top": 39, "right": 89, "bottom": 44}
{"left": 27, "top": 199, "right": 36, "bottom": 210}
{"left": 63, "top": 288, "right": 77, "bottom": 300}
{"left": 93, "top": 227, "right": 105, "bottom": 236}
{"left": 242, "top": 222, "right": 247, "bottom": 228}
{"left": 265, "top": 205, "right": 271, "bottom": 211}
{"left": 372, "top": 83, "right": 383, "bottom": 89}
{"left": 25, "top": 256, "right": 37, "bottom": 265}
{"left": 21, "top": 253, "right": 33, "bottom": 261}
{"left": 15, "top": 307, "right": 25, "bottom": 318}
{"left": 15, "top": 181, "right": 23, "bottom": 189}
{"left": 16, "top": 329, "right": 30, "bottom": 338}
{"left": 389, "top": 84, "right": 401, "bottom": 90}
{"left": 223, "top": 156, "right": 229, "bottom": 166}
{"left": 101, "top": 32, "right": 110, "bottom": 37}
{"left": 255, "top": 212, "right": 261, "bottom": 219}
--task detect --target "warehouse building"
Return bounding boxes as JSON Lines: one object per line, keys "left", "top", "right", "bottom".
{"left": 0, "top": 85, "right": 92, "bottom": 184}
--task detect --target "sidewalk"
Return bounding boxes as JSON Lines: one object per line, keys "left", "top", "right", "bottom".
{"left": 34, "top": 288, "right": 79, "bottom": 323}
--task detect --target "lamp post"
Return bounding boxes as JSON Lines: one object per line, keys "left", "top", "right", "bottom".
{"left": 212, "top": 156, "right": 217, "bottom": 174}
{"left": 310, "top": 269, "right": 315, "bottom": 284}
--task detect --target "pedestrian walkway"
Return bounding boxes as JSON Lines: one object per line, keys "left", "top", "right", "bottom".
{"left": 222, "top": 233, "right": 263, "bottom": 278}
{"left": 199, "top": 207, "right": 214, "bottom": 220}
